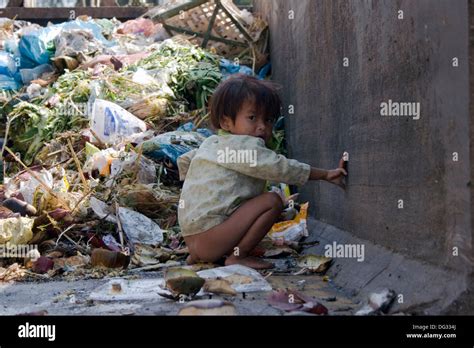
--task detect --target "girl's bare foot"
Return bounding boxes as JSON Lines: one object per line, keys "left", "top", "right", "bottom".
{"left": 224, "top": 255, "right": 274, "bottom": 269}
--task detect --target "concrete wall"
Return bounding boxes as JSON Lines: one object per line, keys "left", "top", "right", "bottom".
{"left": 254, "top": 0, "right": 473, "bottom": 311}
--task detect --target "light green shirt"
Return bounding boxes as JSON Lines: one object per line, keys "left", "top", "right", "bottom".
{"left": 177, "top": 133, "right": 311, "bottom": 237}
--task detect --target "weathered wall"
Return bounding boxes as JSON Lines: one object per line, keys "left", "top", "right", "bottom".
{"left": 254, "top": 0, "right": 472, "bottom": 275}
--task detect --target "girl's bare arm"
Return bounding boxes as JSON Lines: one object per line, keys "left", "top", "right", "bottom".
{"left": 309, "top": 157, "right": 348, "bottom": 188}
{"left": 309, "top": 167, "right": 329, "bottom": 180}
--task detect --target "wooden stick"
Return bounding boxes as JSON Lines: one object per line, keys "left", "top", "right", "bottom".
{"left": 131, "top": 145, "right": 143, "bottom": 184}
{"left": 114, "top": 201, "right": 126, "bottom": 253}
{"left": 194, "top": 112, "right": 209, "bottom": 129}
{"left": 3, "top": 146, "right": 69, "bottom": 208}
{"left": 88, "top": 128, "right": 106, "bottom": 149}
{"left": 67, "top": 138, "right": 89, "bottom": 191}
{"left": 70, "top": 189, "right": 93, "bottom": 216}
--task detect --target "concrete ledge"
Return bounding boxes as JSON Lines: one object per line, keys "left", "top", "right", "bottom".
{"left": 304, "top": 218, "right": 469, "bottom": 315}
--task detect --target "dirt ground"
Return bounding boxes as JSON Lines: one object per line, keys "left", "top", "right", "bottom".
{"left": 0, "top": 243, "right": 359, "bottom": 316}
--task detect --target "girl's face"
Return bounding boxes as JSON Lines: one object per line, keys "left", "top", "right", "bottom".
{"left": 220, "top": 100, "right": 273, "bottom": 144}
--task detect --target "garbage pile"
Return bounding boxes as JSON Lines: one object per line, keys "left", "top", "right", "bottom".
{"left": 0, "top": 2, "right": 320, "bottom": 299}
{"left": 0, "top": 2, "right": 291, "bottom": 282}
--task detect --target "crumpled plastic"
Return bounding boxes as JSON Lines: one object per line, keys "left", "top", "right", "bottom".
{"left": 117, "top": 18, "right": 163, "bottom": 37}
{"left": 54, "top": 29, "right": 104, "bottom": 58}
{"left": 141, "top": 131, "right": 206, "bottom": 166}
{"left": 197, "top": 264, "right": 272, "bottom": 293}
{"left": 268, "top": 202, "right": 309, "bottom": 243}
{"left": 0, "top": 217, "right": 34, "bottom": 245}
{"left": 118, "top": 206, "right": 164, "bottom": 246}
{"left": 19, "top": 19, "right": 115, "bottom": 69}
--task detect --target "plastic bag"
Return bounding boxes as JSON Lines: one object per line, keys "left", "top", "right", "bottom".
{"left": 90, "top": 99, "right": 147, "bottom": 145}
{"left": 20, "top": 63, "right": 54, "bottom": 84}
{"left": 3, "top": 39, "right": 20, "bottom": 56}
{"left": 0, "top": 74, "right": 21, "bottom": 90}
{"left": 110, "top": 151, "right": 156, "bottom": 184}
{"left": 197, "top": 264, "right": 272, "bottom": 293}
{"left": 141, "top": 131, "right": 206, "bottom": 166}
{"left": 118, "top": 207, "right": 164, "bottom": 246}
{"left": 117, "top": 18, "right": 161, "bottom": 37}
{"left": 0, "top": 51, "right": 21, "bottom": 90}
{"left": 220, "top": 58, "right": 254, "bottom": 79}
{"left": 268, "top": 202, "right": 309, "bottom": 243}
{"left": 16, "top": 169, "right": 54, "bottom": 206}
{"left": 89, "top": 196, "right": 117, "bottom": 223}
{"left": 19, "top": 19, "right": 115, "bottom": 69}
{"left": 177, "top": 122, "right": 214, "bottom": 138}
{"left": 83, "top": 148, "right": 156, "bottom": 184}
{"left": 0, "top": 217, "right": 34, "bottom": 245}
{"left": 54, "top": 29, "right": 104, "bottom": 58}
{"left": 19, "top": 25, "right": 60, "bottom": 68}
{"left": 0, "top": 51, "right": 18, "bottom": 76}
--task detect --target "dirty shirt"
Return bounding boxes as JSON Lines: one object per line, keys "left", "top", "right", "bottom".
{"left": 177, "top": 133, "right": 311, "bottom": 237}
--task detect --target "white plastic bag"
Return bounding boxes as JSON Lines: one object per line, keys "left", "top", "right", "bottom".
{"left": 197, "top": 264, "right": 272, "bottom": 293}
{"left": 17, "top": 169, "right": 54, "bottom": 205}
{"left": 90, "top": 99, "right": 147, "bottom": 145}
{"left": 83, "top": 148, "right": 156, "bottom": 184}
{"left": 0, "top": 217, "right": 34, "bottom": 245}
{"left": 118, "top": 207, "right": 164, "bottom": 246}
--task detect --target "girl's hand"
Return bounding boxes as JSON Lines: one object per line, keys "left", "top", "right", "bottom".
{"left": 325, "top": 157, "right": 348, "bottom": 189}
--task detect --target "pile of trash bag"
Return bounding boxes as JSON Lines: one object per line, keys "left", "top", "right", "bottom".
{"left": 0, "top": 6, "right": 292, "bottom": 281}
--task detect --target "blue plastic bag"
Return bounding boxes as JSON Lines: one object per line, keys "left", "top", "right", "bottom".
{"left": 19, "top": 25, "right": 60, "bottom": 68}
{"left": 0, "top": 51, "right": 18, "bottom": 76}
{"left": 0, "top": 74, "right": 21, "bottom": 90}
{"left": 20, "top": 63, "right": 54, "bottom": 84}
{"left": 220, "top": 58, "right": 255, "bottom": 79}
{"left": 258, "top": 62, "right": 271, "bottom": 79}
{"left": 177, "top": 122, "right": 214, "bottom": 138}
{"left": 142, "top": 131, "right": 206, "bottom": 166}
{"left": 0, "top": 52, "right": 20, "bottom": 90}
{"left": 19, "top": 19, "right": 116, "bottom": 69}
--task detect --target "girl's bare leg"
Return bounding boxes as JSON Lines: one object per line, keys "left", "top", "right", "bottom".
{"left": 184, "top": 192, "right": 283, "bottom": 269}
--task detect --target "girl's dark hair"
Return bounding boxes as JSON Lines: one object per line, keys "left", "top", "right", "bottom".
{"left": 209, "top": 74, "right": 282, "bottom": 130}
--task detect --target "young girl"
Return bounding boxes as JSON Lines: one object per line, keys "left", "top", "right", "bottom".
{"left": 177, "top": 74, "right": 347, "bottom": 269}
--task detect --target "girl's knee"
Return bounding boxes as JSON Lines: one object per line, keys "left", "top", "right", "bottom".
{"left": 264, "top": 192, "right": 284, "bottom": 211}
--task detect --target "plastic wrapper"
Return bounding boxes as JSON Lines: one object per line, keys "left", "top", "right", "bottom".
{"left": 268, "top": 202, "right": 309, "bottom": 243}
{"left": 0, "top": 217, "right": 34, "bottom": 245}
{"left": 197, "top": 264, "right": 272, "bottom": 293}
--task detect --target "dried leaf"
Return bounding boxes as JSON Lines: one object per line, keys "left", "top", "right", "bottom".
{"left": 267, "top": 289, "right": 328, "bottom": 315}
{"left": 297, "top": 255, "right": 332, "bottom": 273}
{"left": 203, "top": 278, "right": 237, "bottom": 296}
